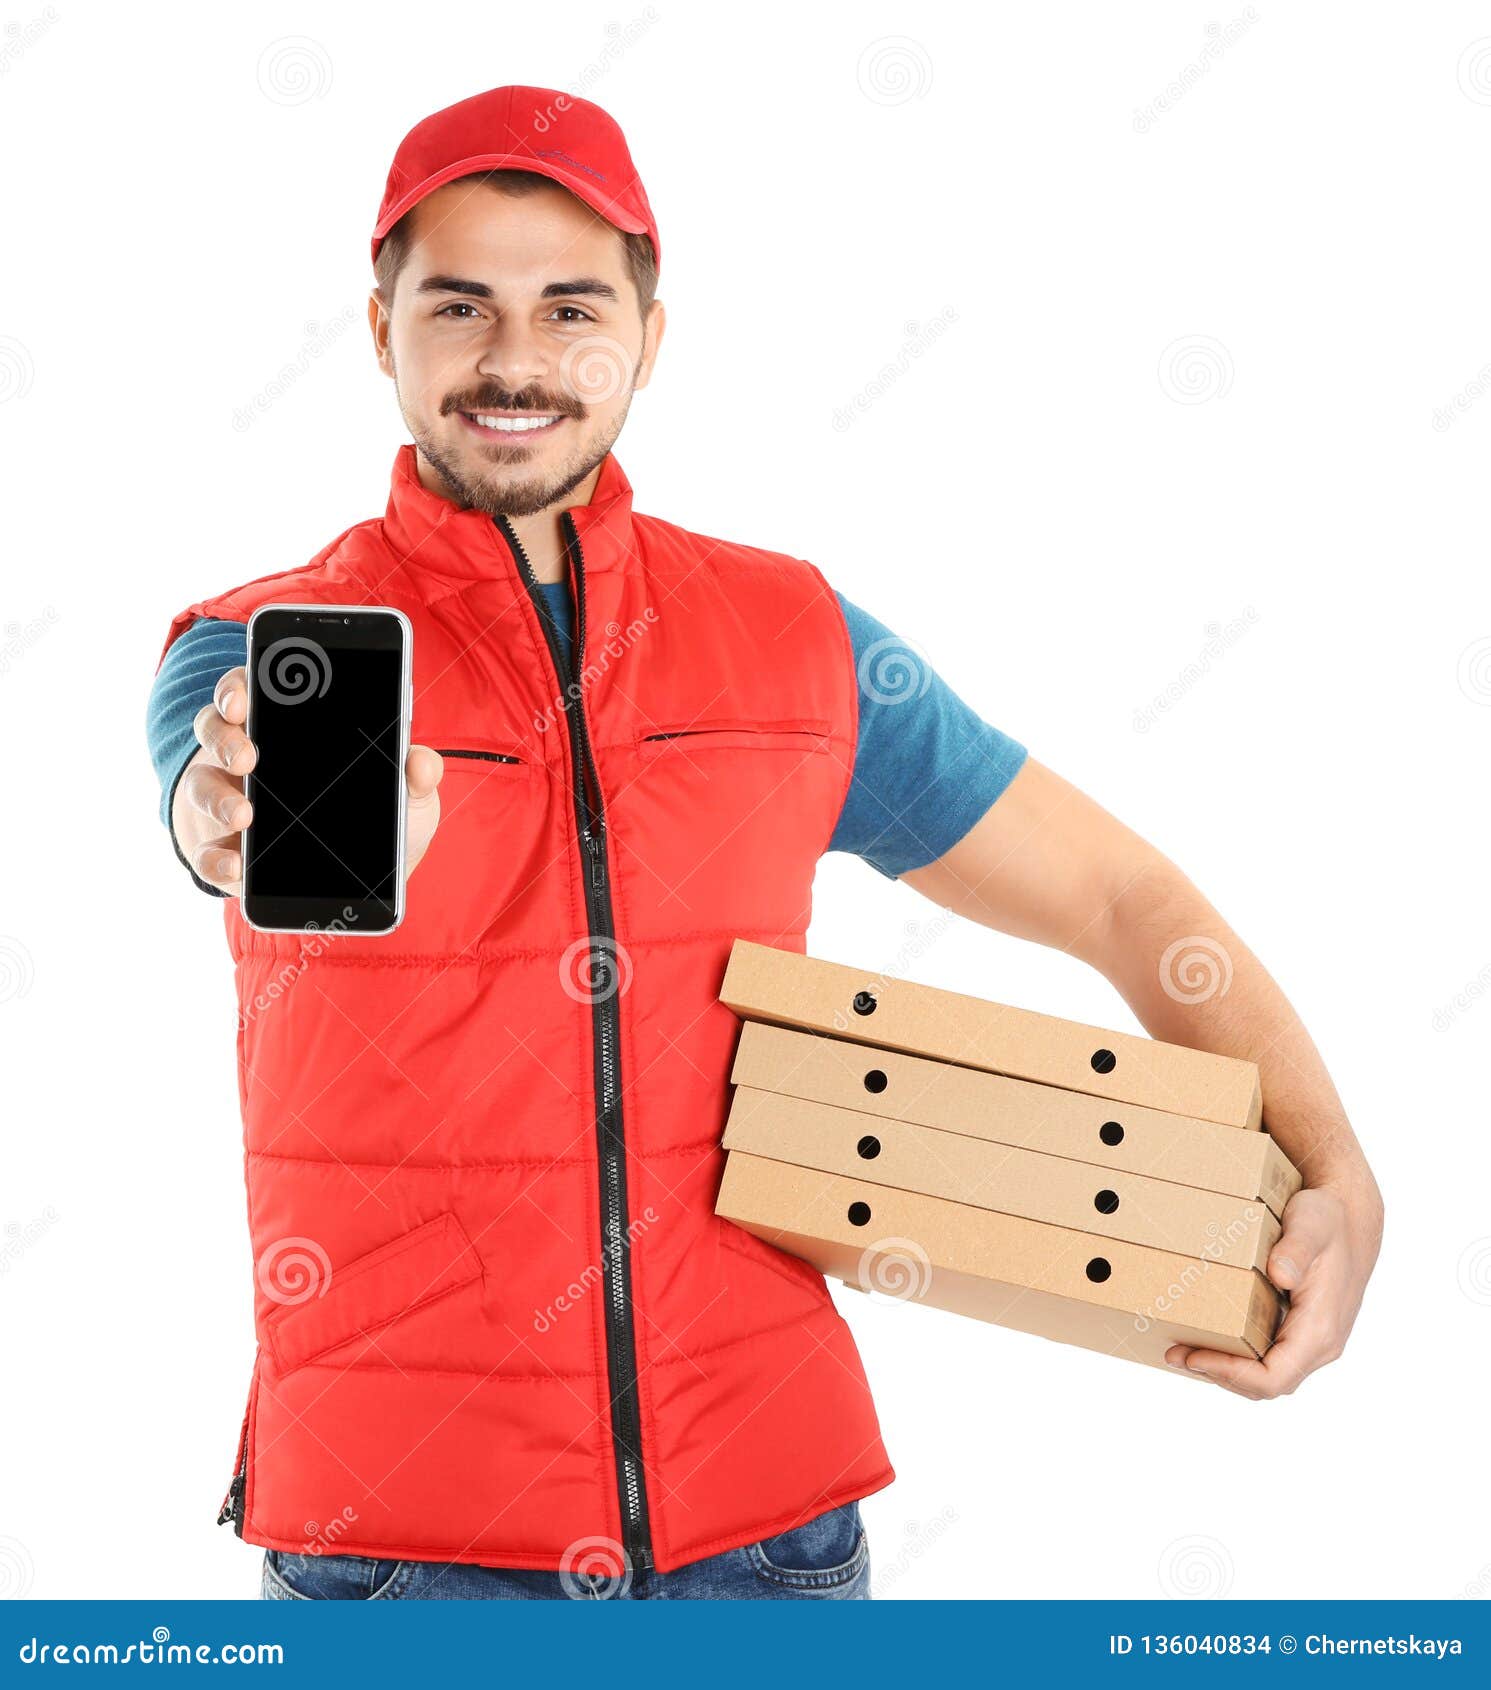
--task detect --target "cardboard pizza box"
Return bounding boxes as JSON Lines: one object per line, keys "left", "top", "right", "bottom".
{"left": 719, "top": 941, "right": 1263, "bottom": 1130}
{"left": 715, "top": 1151, "right": 1282, "bottom": 1369}
{"left": 722, "top": 1086, "right": 1282, "bottom": 1271}
{"left": 730, "top": 1021, "right": 1300, "bottom": 1222}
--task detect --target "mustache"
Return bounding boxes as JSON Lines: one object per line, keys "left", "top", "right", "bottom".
{"left": 441, "top": 386, "right": 587, "bottom": 421}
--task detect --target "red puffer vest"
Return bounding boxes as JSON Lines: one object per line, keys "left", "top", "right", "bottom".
{"left": 160, "top": 446, "right": 893, "bottom": 1574}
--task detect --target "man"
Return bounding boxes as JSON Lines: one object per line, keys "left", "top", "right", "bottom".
{"left": 147, "top": 86, "right": 1383, "bottom": 1602}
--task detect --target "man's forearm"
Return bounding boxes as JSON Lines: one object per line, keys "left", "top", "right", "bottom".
{"left": 1084, "top": 861, "right": 1384, "bottom": 1230}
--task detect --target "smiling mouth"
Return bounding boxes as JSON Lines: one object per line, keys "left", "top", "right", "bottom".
{"left": 460, "top": 410, "right": 566, "bottom": 436}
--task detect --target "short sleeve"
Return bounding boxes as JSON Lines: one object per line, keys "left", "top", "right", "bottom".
{"left": 827, "top": 594, "right": 1028, "bottom": 878}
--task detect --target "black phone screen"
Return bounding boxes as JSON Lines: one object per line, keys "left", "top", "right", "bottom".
{"left": 243, "top": 609, "right": 406, "bottom": 932}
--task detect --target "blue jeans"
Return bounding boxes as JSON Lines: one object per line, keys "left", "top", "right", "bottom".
{"left": 261, "top": 1502, "right": 869, "bottom": 1601}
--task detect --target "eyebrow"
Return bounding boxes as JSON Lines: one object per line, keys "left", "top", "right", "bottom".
{"left": 414, "top": 274, "right": 620, "bottom": 302}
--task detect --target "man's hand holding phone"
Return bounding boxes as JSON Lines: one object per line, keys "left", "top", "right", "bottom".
{"left": 173, "top": 665, "right": 445, "bottom": 899}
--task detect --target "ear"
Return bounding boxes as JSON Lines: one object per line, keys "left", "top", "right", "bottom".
{"left": 633, "top": 299, "right": 667, "bottom": 392}
{"left": 368, "top": 289, "right": 395, "bottom": 379}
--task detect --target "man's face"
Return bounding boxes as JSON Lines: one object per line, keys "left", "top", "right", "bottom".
{"left": 370, "top": 178, "right": 663, "bottom": 517}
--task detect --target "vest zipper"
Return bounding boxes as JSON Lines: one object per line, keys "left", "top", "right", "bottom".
{"left": 495, "top": 509, "right": 654, "bottom": 1574}
{"left": 216, "top": 1398, "right": 250, "bottom": 1536}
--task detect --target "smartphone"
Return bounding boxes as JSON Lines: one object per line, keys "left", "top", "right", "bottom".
{"left": 242, "top": 604, "right": 413, "bottom": 935}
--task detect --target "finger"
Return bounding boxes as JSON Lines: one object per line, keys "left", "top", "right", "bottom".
{"left": 1268, "top": 1190, "right": 1340, "bottom": 1292}
{"left": 193, "top": 700, "right": 257, "bottom": 777}
{"left": 406, "top": 744, "right": 443, "bottom": 800}
{"left": 182, "top": 761, "right": 253, "bottom": 834}
{"left": 1165, "top": 1284, "right": 1325, "bottom": 1398}
{"left": 190, "top": 834, "right": 243, "bottom": 894}
{"left": 1165, "top": 1346, "right": 1279, "bottom": 1399}
{"left": 1252, "top": 1272, "right": 1344, "bottom": 1377}
{"left": 214, "top": 667, "right": 248, "bottom": 723}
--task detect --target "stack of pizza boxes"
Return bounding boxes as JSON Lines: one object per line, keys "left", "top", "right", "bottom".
{"left": 714, "top": 941, "right": 1299, "bottom": 1372}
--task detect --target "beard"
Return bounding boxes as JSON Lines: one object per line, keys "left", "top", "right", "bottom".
{"left": 399, "top": 374, "right": 634, "bottom": 519}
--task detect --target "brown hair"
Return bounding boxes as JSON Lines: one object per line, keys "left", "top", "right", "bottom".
{"left": 373, "top": 168, "right": 658, "bottom": 319}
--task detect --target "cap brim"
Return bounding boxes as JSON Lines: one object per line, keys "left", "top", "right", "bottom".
{"left": 372, "top": 152, "right": 650, "bottom": 257}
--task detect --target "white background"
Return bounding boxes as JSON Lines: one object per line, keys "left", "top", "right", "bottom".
{"left": 1, "top": 0, "right": 1487, "bottom": 1602}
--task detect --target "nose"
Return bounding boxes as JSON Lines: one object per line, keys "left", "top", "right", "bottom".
{"left": 472, "top": 311, "right": 551, "bottom": 394}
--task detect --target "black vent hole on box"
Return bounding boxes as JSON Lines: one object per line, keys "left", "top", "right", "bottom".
{"left": 863, "top": 1069, "right": 889, "bottom": 1094}
{"left": 851, "top": 990, "right": 877, "bottom": 1016}
{"left": 1085, "top": 1257, "right": 1112, "bottom": 1283}
{"left": 856, "top": 1136, "right": 882, "bottom": 1160}
{"left": 847, "top": 1201, "right": 872, "bottom": 1227}
{"left": 1099, "top": 1121, "right": 1124, "bottom": 1146}
{"left": 1094, "top": 1189, "right": 1120, "bottom": 1215}
{"left": 1090, "top": 1048, "right": 1117, "bottom": 1074}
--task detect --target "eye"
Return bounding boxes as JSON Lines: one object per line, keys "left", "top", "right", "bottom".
{"left": 435, "top": 301, "right": 483, "bottom": 320}
{"left": 547, "top": 304, "right": 595, "bottom": 324}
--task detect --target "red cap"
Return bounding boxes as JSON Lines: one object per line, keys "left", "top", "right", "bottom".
{"left": 371, "top": 85, "right": 660, "bottom": 272}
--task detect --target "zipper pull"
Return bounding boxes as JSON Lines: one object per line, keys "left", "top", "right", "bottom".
{"left": 584, "top": 824, "right": 606, "bottom": 889}
{"left": 216, "top": 1471, "right": 245, "bottom": 1532}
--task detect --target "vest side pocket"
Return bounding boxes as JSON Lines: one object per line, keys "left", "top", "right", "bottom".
{"left": 262, "top": 1211, "right": 483, "bottom": 1375}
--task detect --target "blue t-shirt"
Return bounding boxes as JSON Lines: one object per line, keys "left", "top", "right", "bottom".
{"left": 147, "top": 587, "right": 1026, "bottom": 883}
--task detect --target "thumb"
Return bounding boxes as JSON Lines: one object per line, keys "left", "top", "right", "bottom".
{"left": 406, "top": 745, "right": 444, "bottom": 801}
{"left": 1267, "top": 1187, "right": 1339, "bottom": 1292}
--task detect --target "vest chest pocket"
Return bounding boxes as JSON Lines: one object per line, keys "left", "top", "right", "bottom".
{"left": 618, "top": 717, "right": 843, "bottom": 931}
{"left": 637, "top": 718, "right": 832, "bottom": 759}
{"left": 401, "top": 741, "right": 539, "bottom": 949}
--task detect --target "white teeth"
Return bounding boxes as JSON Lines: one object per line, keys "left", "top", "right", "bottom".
{"left": 472, "top": 413, "right": 559, "bottom": 433}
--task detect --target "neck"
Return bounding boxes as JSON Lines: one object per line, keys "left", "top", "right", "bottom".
{"left": 413, "top": 450, "right": 605, "bottom": 585}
